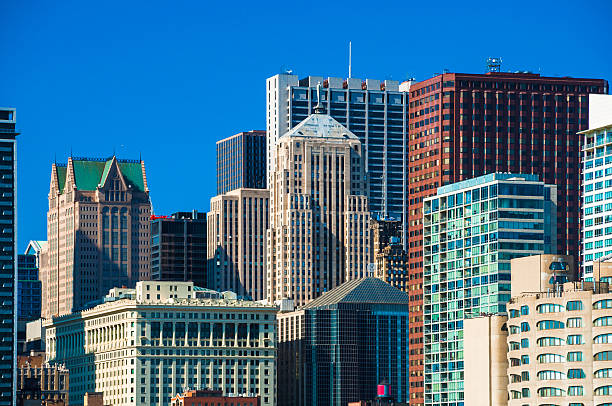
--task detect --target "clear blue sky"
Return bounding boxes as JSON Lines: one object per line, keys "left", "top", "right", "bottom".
{"left": 2, "top": 0, "right": 611, "bottom": 251}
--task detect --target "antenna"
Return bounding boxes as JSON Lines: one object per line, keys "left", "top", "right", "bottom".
{"left": 348, "top": 41, "right": 352, "bottom": 79}
{"left": 314, "top": 83, "right": 325, "bottom": 114}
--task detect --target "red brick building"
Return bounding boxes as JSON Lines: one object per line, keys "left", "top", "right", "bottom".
{"left": 405, "top": 71, "right": 608, "bottom": 404}
{"left": 171, "top": 389, "right": 259, "bottom": 406}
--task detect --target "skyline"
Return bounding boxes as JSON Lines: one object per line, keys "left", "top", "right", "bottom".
{"left": 2, "top": 0, "right": 612, "bottom": 251}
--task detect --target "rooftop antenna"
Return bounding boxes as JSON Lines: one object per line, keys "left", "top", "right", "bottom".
{"left": 348, "top": 41, "right": 352, "bottom": 79}
{"left": 486, "top": 57, "right": 502, "bottom": 73}
{"left": 314, "top": 83, "right": 325, "bottom": 114}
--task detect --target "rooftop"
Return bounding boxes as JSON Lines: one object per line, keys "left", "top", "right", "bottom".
{"left": 303, "top": 277, "right": 410, "bottom": 309}
{"left": 436, "top": 173, "right": 541, "bottom": 195}
{"left": 281, "top": 113, "right": 359, "bottom": 141}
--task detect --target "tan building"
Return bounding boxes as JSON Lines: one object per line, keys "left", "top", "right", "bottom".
{"left": 17, "top": 355, "right": 69, "bottom": 405}
{"left": 464, "top": 315, "right": 509, "bottom": 406}
{"left": 510, "top": 254, "right": 576, "bottom": 297}
{"left": 207, "top": 188, "right": 269, "bottom": 300}
{"left": 41, "top": 156, "right": 151, "bottom": 318}
{"left": 266, "top": 109, "right": 370, "bottom": 305}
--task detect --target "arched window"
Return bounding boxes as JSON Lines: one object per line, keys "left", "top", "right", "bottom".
{"left": 538, "top": 320, "right": 565, "bottom": 330}
{"left": 594, "top": 316, "right": 612, "bottom": 327}
{"left": 509, "top": 325, "right": 520, "bottom": 334}
{"left": 537, "top": 387, "right": 565, "bottom": 397}
{"left": 521, "top": 322, "right": 530, "bottom": 332}
{"left": 537, "top": 370, "right": 565, "bottom": 380}
{"left": 566, "top": 300, "right": 583, "bottom": 311}
{"left": 510, "top": 390, "right": 521, "bottom": 399}
{"left": 537, "top": 303, "right": 564, "bottom": 313}
{"left": 538, "top": 337, "right": 563, "bottom": 347}
{"left": 509, "top": 341, "right": 520, "bottom": 350}
{"left": 594, "top": 333, "right": 612, "bottom": 344}
{"left": 595, "top": 368, "right": 612, "bottom": 378}
{"left": 595, "top": 351, "right": 612, "bottom": 361}
{"left": 595, "top": 386, "right": 612, "bottom": 396}
{"left": 594, "top": 299, "right": 612, "bottom": 309}
{"left": 510, "top": 374, "right": 521, "bottom": 383}
{"left": 538, "top": 353, "right": 565, "bottom": 363}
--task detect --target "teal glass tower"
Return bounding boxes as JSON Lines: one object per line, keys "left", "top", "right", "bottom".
{"left": 422, "top": 173, "right": 557, "bottom": 406}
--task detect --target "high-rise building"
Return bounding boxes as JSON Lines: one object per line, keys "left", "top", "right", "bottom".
{"left": 266, "top": 74, "right": 410, "bottom": 230}
{"left": 44, "top": 281, "right": 277, "bottom": 406}
{"left": 41, "top": 156, "right": 151, "bottom": 318}
{"left": 423, "top": 173, "right": 557, "bottom": 406}
{"left": 0, "top": 107, "right": 17, "bottom": 406}
{"left": 216, "top": 130, "right": 267, "bottom": 194}
{"left": 406, "top": 72, "right": 608, "bottom": 403}
{"left": 370, "top": 218, "right": 409, "bottom": 290}
{"left": 208, "top": 189, "right": 269, "bottom": 300}
{"left": 266, "top": 111, "right": 371, "bottom": 306}
{"left": 579, "top": 94, "right": 612, "bottom": 278}
{"left": 17, "top": 254, "right": 41, "bottom": 321}
{"left": 277, "top": 277, "right": 411, "bottom": 406}
{"left": 150, "top": 211, "right": 207, "bottom": 287}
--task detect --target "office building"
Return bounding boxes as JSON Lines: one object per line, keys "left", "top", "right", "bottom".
{"left": 0, "top": 107, "right": 18, "bottom": 406}
{"left": 18, "top": 253, "right": 41, "bottom": 321}
{"left": 42, "top": 156, "right": 151, "bottom": 318}
{"left": 266, "top": 73, "right": 410, "bottom": 230}
{"left": 580, "top": 94, "right": 612, "bottom": 278}
{"left": 370, "top": 218, "right": 409, "bottom": 290}
{"left": 277, "top": 277, "right": 410, "bottom": 406}
{"left": 266, "top": 111, "right": 370, "bottom": 305}
{"left": 507, "top": 279, "right": 612, "bottom": 405}
{"left": 217, "top": 131, "right": 266, "bottom": 194}
{"left": 406, "top": 71, "right": 608, "bottom": 403}
{"left": 170, "top": 389, "right": 259, "bottom": 406}
{"left": 150, "top": 211, "right": 207, "bottom": 287}
{"left": 44, "top": 281, "right": 277, "bottom": 406}
{"left": 17, "top": 355, "right": 69, "bottom": 405}
{"left": 208, "top": 189, "right": 269, "bottom": 300}
{"left": 423, "top": 173, "right": 557, "bottom": 406}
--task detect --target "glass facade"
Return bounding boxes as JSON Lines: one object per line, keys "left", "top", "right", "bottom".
{"left": 581, "top": 125, "right": 612, "bottom": 279}
{"left": 423, "top": 173, "right": 556, "bottom": 406}
{"left": 216, "top": 131, "right": 266, "bottom": 195}
{"left": 17, "top": 254, "right": 41, "bottom": 321}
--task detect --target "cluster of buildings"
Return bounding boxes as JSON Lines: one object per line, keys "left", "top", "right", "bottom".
{"left": 3, "top": 61, "right": 612, "bottom": 406}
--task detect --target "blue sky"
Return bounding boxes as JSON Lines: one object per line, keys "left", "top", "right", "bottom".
{"left": 2, "top": 0, "right": 611, "bottom": 251}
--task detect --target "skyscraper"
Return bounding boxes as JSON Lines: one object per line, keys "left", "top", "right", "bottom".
{"left": 406, "top": 71, "right": 608, "bottom": 403}
{"left": 422, "top": 173, "right": 557, "bottom": 406}
{"left": 216, "top": 130, "right": 267, "bottom": 194}
{"left": 17, "top": 254, "right": 41, "bottom": 321}
{"left": 266, "top": 110, "right": 371, "bottom": 306}
{"left": 579, "top": 94, "right": 612, "bottom": 278}
{"left": 150, "top": 211, "right": 207, "bottom": 287}
{"left": 277, "top": 277, "right": 411, "bottom": 406}
{"left": 41, "top": 156, "right": 151, "bottom": 318}
{"left": 208, "top": 188, "right": 269, "bottom": 300}
{"left": 266, "top": 74, "right": 410, "bottom": 230}
{"left": 0, "top": 107, "right": 17, "bottom": 406}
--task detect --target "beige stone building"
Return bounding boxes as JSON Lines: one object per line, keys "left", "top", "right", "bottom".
{"left": 207, "top": 188, "right": 269, "bottom": 300}
{"left": 510, "top": 254, "right": 576, "bottom": 297}
{"left": 266, "top": 110, "right": 370, "bottom": 305}
{"left": 41, "top": 156, "right": 151, "bottom": 318}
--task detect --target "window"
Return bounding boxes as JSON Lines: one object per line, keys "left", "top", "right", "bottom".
{"left": 595, "top": 368, "right": 612, "bottom": 378}
{"left": 595, "top": 316, "right": 612, "bottom": 326}
{"left": 537, "top": 303, "right": 564, "bottom": 313}
{"left": 567, "top": 335, "right": 584, "bottom": 345}
{"left": 567, "top": 369, "right": 585, "bottom": 379}
{"left": 537, "top": 387, "right": 565, "bottom": 397}
{"left": 509, "top": 309, "right": 519, "bottom": 318}
{"left": 521, "top": 338, "right": 529, "bottom": 348}
{"left": 566, "top": 317, "right": 582, "bottom": 328}
{"left": 594, "top": 299, "right": 612, "bottom": 309}
{"left": 538, "top": 320, "right": 565, "bottom": 330}
{"left": 537, "top": 370, "right": 565, "bottom": 380}
{"left": 510, "top": 390, "right": 521, "bottom": 399}
{"left": 595, "top": 386, "right": 612, "bottom": 396}
{"left": 521, "top": 388, "right": 530, "bottom": 398}
{"left": 566, "top": 300, "right": 583, "bottom": 311}
{"left": 595, "top": 351, "right": 612, "bottom": 361}
{"left": 521, "top": 322, "right": 530, "bottom": 332}
{"left": 595, "top": 334, "right": 612, "bottom": 344}
{"left": 538, "top": 353, "right": 565, "bottom": 363}
{"left": 538, "top": 337, "right": 563, "bottom": 347}
{"left": 567, "top": 386, "right": 584, "bottom": 396}
{"left": 567, "top": 351, "right": 583, "bottom": 362}
{"left": 509, "top": 341, "right": 520, "bottom": 350}
{"left": 509, "top": 325, "right": 520, "bottom": 334}
{"left": 521, "top": 355, "right": 530, "bottom": 365}
{"left": 520, "top": 305, "right": 529, "bottom": 315}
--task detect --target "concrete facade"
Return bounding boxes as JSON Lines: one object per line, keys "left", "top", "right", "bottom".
{"left": 207, "top": 189, "right": 269, "bottom": 300}
{"left": 266, "top": 112, "right": 370, "bottom": 305}
{"left": 42, "top": 156, "right": 151, "bottom": 318}
{"left": 44, "top": 281, "right": 276, "bottom": 406}
{"left": 510, "top": 254, "right": 576, "bottom": 297}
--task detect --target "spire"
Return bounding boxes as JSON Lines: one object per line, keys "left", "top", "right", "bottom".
{"left": 314, "top": 83, "right": 325, "bottom": 114}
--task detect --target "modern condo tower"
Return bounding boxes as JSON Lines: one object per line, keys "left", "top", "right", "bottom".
{"left": 42, "top": 156, "right": 151, "bottom": 318}
{"left": 406, "top": 71, "right": 608, "bottom": 404}
{"left": 267, "top": 74, "right": 410, "bottom": 230}
{"left": 267, "top": 110, "right": 370, "bottom": 306}
{"left": 0, "top": 107, "right": 17, "bottom": 406}
{"left": 216, "top": 130, "right": 267, "bottom": 194}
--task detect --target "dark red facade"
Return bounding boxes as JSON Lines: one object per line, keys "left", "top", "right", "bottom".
{"left": 405, "top": 71, "right": 608, "bottom": 405}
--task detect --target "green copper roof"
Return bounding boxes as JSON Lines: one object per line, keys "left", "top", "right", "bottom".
{"left": 56, "top": 166, "right": 67, "bottom": 194}
{"left": 72, "top": 160, "right": 107, "bottom": 191}
{"left": 118, "top": 162, "right": 146, "bottom": 192}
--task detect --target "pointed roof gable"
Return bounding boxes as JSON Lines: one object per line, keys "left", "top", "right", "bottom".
{"left": 281, "top": 113, "right": 359, "bottom": 141}
{"left": 303, "top": 277, "right": 410, "bottom": 309}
